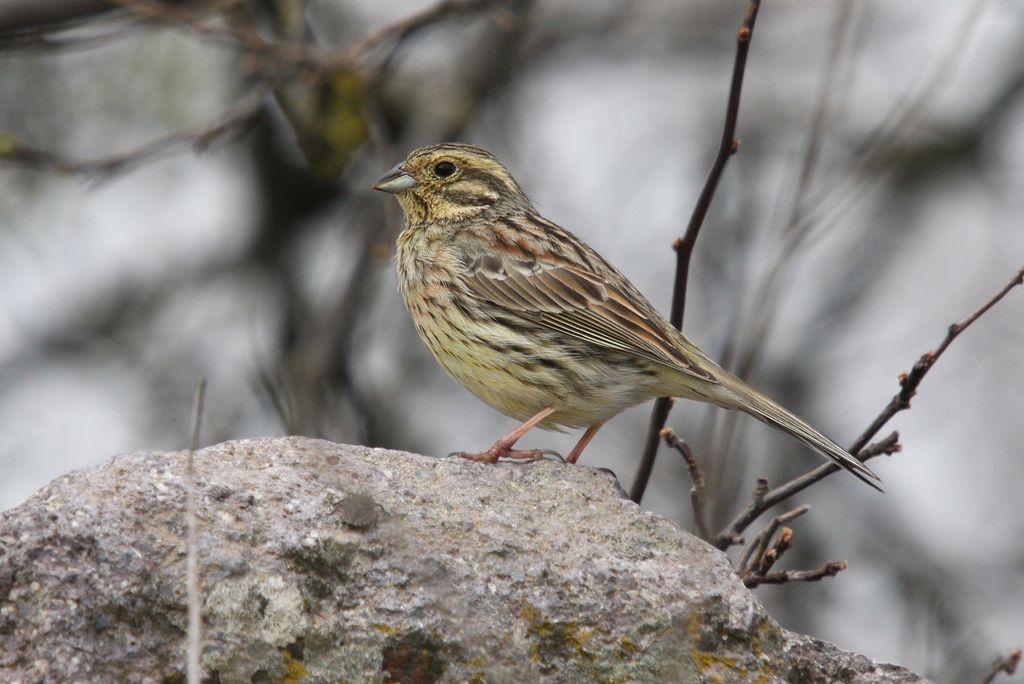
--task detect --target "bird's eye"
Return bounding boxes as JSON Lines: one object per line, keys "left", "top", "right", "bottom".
{"left": 433, "top": 161, "right": 457, "bottom": 178}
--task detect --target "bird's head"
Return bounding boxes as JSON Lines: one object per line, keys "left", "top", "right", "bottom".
{"left": 373, "top": 143, "right": 533, "bottom": 224}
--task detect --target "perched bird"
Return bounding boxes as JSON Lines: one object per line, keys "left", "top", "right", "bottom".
{"left": 373, "top": 143, "right": 881, "bottom": 489}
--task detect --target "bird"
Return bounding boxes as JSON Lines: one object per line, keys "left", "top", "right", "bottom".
{"left": 373, "top": 142, "right": 881, "bottom": 490}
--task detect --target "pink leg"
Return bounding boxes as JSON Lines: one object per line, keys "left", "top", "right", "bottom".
{"left": 565, "top": 422, "right": 604, "bottom": 464}
{"left": 452, "top": 407, "right": 557, "bottom": 463}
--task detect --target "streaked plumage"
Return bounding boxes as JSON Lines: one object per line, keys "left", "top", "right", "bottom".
{"left": 374, "top": 143, "right": 881, "bottom": 489}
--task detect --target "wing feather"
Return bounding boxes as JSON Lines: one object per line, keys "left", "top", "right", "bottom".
{"left": 462, "top": 241, "right": 715, "bottom": 382}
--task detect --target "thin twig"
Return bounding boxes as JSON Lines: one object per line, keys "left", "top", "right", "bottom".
{"left": 852, "top": 265, "right": 1024, "bottom": 454}
{"left": 981, "top": 648, "right": 1022, "bottom": 684}
{"left": 632, "top": 398, "right": 673, "bottom": 503}
{"left": 744, "top": 560, "right": 847, "bottom": 588}
{"left": 764, "top": 526, "right": 793, "bottom": 567}
{"left": 748, "top": 526, "right": 795, "bottom": 580}
{"left": 716, "top": 264, "right": 1023, "bottom": 549}
{"left": 630, "top": 0, "right": 763, "bottom": 504}
{"left": 660, "top": 428, "right": 710, "bottom": 542}
{"left": 186, "top": 377, "right": 206, "bottom": 684}
{"left": 736, "top": 505, "right": 809, "bottom": 575}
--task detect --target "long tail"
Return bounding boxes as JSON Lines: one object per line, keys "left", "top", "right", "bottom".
{"left": 714, "top": 378, "right": 883, "bottom": 491}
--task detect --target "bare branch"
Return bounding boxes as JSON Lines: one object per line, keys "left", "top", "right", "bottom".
{"left": 669, "top": 0, "right": 760, "bottom": 329}
{"left": 738, "top": 512, "right": 846, "bottom": 589}
{"left": 709, "top": 0, "right": 990, "bottom": 506}
{"left": 736, "top": 505, "right": 809, "bottom": 576}
{"left": 631, "top": 0, "right": 763, "bottom": 504}
{"left": 763, "top": 526, "right": 793, "bottom": 568}
{"left": 660, "top": 427, "right": 710, "bottom": 542}
{"left": 748, "top": 527, "right": 793, "bottom": 581}
{"left": 744, "top": 560, "right": 847, "bottom": 588}
{"left": 981, "top": 648, "right": 1022, "bottom": 684}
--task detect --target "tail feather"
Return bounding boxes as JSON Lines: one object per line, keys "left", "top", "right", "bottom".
{"left": 716, "top": 381, "right": 883, "bottom": 492}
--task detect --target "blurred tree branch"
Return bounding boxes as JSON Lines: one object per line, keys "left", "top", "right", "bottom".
{"left": 0, "top": 0, "right": 516, "bottom": 177}
{"left": 0, "top": 0, "right": 122, "bottom": 34}
{"left": 0, "top": 90, "right": 267, "bottom": 176}
{"left": 0, "top": 0, "right": 528, "bottom": 452}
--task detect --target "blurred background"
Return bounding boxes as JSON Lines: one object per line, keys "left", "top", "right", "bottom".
{"left": 1, "top": 0, "right": 1022, "bottom": 680}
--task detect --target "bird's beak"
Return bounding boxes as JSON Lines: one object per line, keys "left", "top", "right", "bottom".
{"left": 372, "top": 164, "right": 417, "bottom": 193}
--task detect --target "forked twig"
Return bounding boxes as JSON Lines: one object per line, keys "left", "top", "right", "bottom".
{"left": 736, "top": 504, "right": 809, "bottom": 575}
{"left": 736, "top": 509, "right": 848, "bottom": 588}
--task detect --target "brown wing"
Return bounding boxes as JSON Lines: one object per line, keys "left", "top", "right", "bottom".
{"left": 461, "top": 247, "right": 716, "bottom": 382}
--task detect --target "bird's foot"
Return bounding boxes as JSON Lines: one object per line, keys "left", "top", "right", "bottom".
{"left": 450, "top": 444, "right": 561, "bottom": 464}
{"left": 449, "top": 407, "right": 561, "bottom": 464}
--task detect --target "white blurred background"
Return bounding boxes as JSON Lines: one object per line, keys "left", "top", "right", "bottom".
{"left": 1, "top": 1, "right": 1022, "bottom": 680}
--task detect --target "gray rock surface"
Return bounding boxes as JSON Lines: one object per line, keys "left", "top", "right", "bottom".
{"left": 0, "top": 437, "right": 929, "bottom": 683}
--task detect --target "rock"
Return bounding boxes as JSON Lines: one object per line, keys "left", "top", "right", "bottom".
{"left": 0, "top": 437, "right": 929, "bottom": 683}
